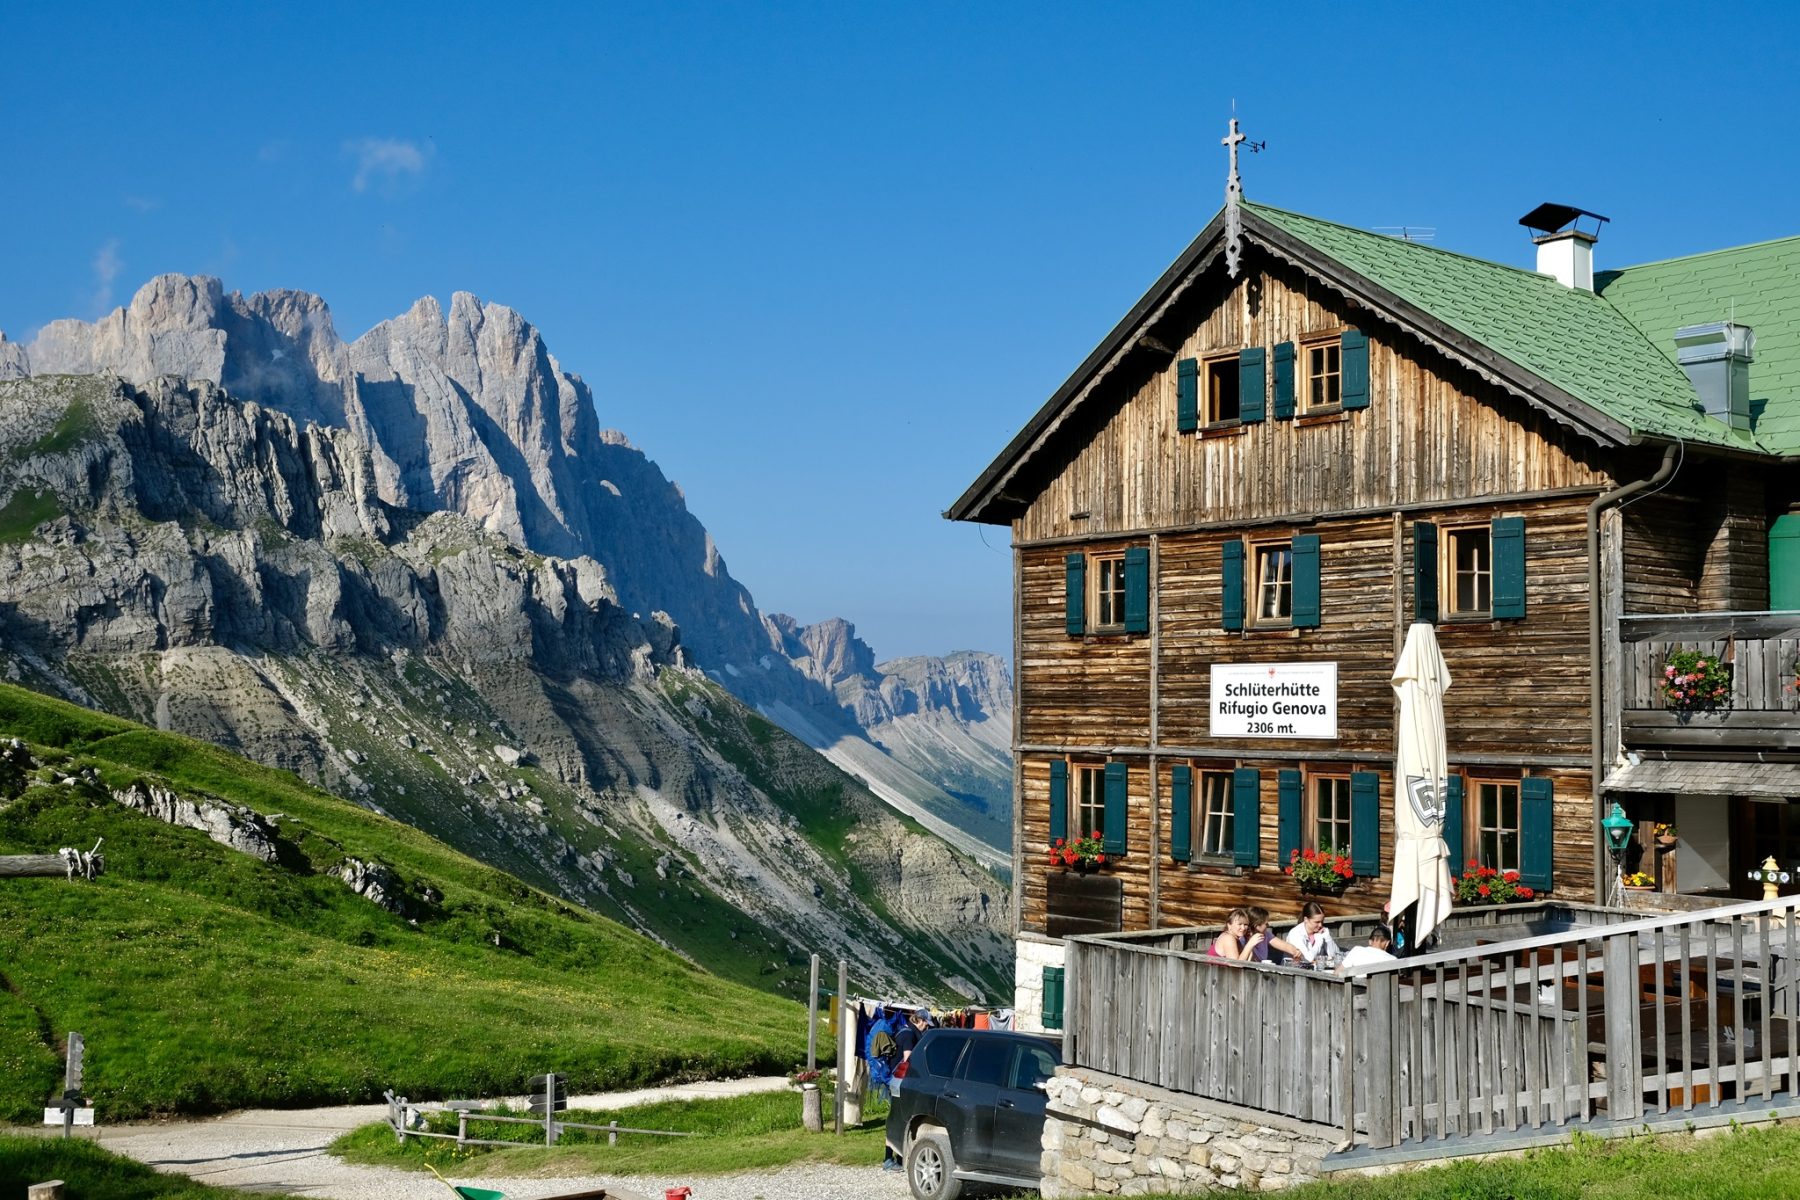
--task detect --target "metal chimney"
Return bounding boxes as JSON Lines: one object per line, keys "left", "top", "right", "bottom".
{"left": 1674, "top": 322, "right": 1755, "bottom": 431}
{"left": 1518, "top": 203, "right": 1609, "bottom": 292}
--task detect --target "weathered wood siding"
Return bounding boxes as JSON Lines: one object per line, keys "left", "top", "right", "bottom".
{"left": 1622, "top": 464, "right": 1772, "bottom": 614}
{"left": 1010, "top": 248, "right": 1612, "bottom": 936}
{"left": 1014, "top": 254, "right": 1615, "bottom": 544}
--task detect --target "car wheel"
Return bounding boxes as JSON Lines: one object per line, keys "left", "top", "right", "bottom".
{"left": 905, "top": 1128, "right": 963, "bottom": 1200}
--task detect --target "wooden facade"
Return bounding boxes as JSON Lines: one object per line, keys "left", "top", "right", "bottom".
{"left": 953, "top": 209, "right": 1798, "bottom": 1001}
{"left": 1005, "top": 253, "right": 1615, "bottom": 940}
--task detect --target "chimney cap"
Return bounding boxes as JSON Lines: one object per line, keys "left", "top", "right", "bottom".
{"left": 1519, "top": 202, "right": 1610, "bottom": 238}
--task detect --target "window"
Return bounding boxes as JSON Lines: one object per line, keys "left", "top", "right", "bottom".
{"left": 1474, "top": 778, "right": 1521, "bottom": 873}
{"left": 1311, "top": 774, "right": 1352, "bottom": 854}
{"left": 1089, "top": 552, "right": 1126, "bottom": 631}
{"left": 1011, "top": 1044, "right": 1058, "bottom": 1090}
{"left": 960, "top": 1037, "right": 1013, "bottom": 1085}
{"left": 1205, "top": 355, "right": 1240, "bottom": 424}
{"left": 1197, "top": 768, "right": 1235, "bottom": 858}
{"left": 1304, "top": 340, "right": 1341, "bottom": 411}
{"left": 924, "top": 1033, "right": 967, "bottom": 1078}
{"left": 1074, "top": 764, "right": 1106, "bottom": 840}
{"left": 1444, "top": 526, "right": 1492, "bottom": 617}
{"left": 1252, "top": 541, "right": 1293, "bottom": 626}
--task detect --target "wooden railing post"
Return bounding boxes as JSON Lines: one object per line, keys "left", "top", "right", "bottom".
{"left": 1603, "top": 932, "right": 1643, "bottom": 1122}
{"left": 1365, "top": 971, "right": 1398, "bottom": 1148}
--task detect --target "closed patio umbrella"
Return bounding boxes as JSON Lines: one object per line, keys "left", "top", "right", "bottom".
{"left": 1390, "top": 622, "right": 1455, "bottom": 946}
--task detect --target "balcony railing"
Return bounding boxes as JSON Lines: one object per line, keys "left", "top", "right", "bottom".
{"left": 1617, "top": 611, "right": 1800, "bottom": 750}
{"left": 1063, "top": 897, "right": 1800, "bottom": 1153}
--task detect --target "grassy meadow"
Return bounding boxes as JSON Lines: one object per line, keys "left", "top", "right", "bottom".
{"left": 0, "top": 682, "right": 808, "bottom": 1122}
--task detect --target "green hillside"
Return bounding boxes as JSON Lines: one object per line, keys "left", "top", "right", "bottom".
{"left": 0, "top": 682, "right": 806, "bottom": 1122}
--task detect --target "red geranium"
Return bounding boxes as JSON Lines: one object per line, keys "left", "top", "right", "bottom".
{"left": 1455, "top": 864, "right": 1535, "bottom": 906}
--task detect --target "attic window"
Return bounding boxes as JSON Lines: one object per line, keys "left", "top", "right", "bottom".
{"left": 1206, "top": 355, "right": 1241, "bottom": 424}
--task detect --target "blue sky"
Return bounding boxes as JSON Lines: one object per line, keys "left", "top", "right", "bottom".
{"left": 3, "top": 2, "right": 1797, "bottom": 661}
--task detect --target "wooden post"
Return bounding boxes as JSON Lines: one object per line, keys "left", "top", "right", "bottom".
{"left": 807, "top": 953, "right": 820, "bottom": 1073}
{"left": 834, "top": 959, "right": 848, "bottom": 1135}
{"left": 1603, "top": 933, "right": 1643, "bottom": 1121}
{"left": 457, "top": 1110, "right": 467, "bottom": 1146}
{"left": 544, "top": 1072, "right": 555, "bottom": 1147}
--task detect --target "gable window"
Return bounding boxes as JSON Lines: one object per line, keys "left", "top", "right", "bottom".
{"left": 1473, "top": 777, "right": 1521, "bottom": 873}
{"left": 1304, "top": 340, "right": 1342, "bottom": 411}
{"left": 1251, "top": 541, "right": 1293, "bottom": 626}
{"left": 1206, "top": 355, "right": 1241, "bottom": 425}
{"left": 1444, "top": 525, "right": 1492, "bottom": 617}
{"left": 1310, "top": 773, "right": 1352, "bottom": 854}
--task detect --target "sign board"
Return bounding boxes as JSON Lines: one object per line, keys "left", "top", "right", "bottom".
{"left": 527, "top": 1073, "right": 567, "bottom": 1114}
{"left": 44, "top": 1107, "right": 94, "bottom": 1126}
{"left": 1209, "top": 663, "right": 1338, "bottom": 739}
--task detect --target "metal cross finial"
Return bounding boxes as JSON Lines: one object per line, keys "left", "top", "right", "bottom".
{"left": 1223, "top": 117, "right": 1246, "bottom": 278}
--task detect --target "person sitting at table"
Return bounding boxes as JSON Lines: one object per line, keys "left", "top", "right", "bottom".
{"left": 1246, "top": 906, "right": 1305, "bottom": 965}
{"left": 1208, "top": 908, "right": 1256, "bottom": 960}
{"left": 1285, "top": 901, "right": 1343, "bottom": 967}
{"left": 1337, "top": 925, "right": 1397, "bottom": 973}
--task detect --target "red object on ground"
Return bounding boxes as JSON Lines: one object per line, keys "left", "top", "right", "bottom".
{"left": 665, "top": 1189, "right": 693, "bottom": 1200}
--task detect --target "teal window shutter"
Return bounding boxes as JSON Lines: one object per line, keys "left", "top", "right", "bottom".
{"left": 1341, "top": 330, "right": 1370, "bottom": 410}
{"left": 1351, "top": 771, "right": 1381, "bottom": 876}
{"left": 1123, "top": 546, "right": 1150, "bottom": 634}
{"left": 1277, "top": 769, "right": 1301, "bottom": 868}
{"left": 1239, "top": 347, "right": 1267, "bottom": 423}
{"left": 1049, "top": 760, "right": 1068, "bottom": 845}
{"left": 1042, "top": 965, "right": 1065, "bottom": 1030}
{"left": 1170, "top": 766, "right": 1192, "bottom": 863}
{"left": 1292, "top": 534, "right": 1321, "bottom": 628}
{"left": 1232, "top": 768, "right": 1261, "bottom": 867}
{"left": 1065, "top": 553, "right": 1086, "bottom": 636}
{"left": 1442, "top": 774, "right": 1465, "bottom": 868}
{"left": 1272, "top": 341, "right": 1296, "bottom": 419}
{"left": 1492, "top": 517, "right": 1526, "bottom": 619}
{"left": 1520, "top": 776, "right": 1554, "bottom": 890}
{"left": 1102, "top": 762, "right": 1127, "bottom": 855}
{"left": 1413, "top": 523, "right": 1439, "bottom": 625}
{"left": 1221, "top": 540, "right": 1245, "bottom": 630}
{"left": 1176, "top": 358, "right": 1199, "bottom": 433}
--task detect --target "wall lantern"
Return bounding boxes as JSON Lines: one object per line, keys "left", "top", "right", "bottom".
{"left": 1601, "top": 802, "right": 1634, "bottom": 857}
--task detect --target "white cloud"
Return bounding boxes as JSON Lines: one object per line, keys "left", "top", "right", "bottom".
{"left": 346, "top": 137, "right": 431, "bottom": 195}
{"left": 91, "top": 239, "right": 124, "bottom": 316}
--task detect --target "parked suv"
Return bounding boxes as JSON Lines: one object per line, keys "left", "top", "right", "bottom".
{"left": 884, "top": 1027, "right": 1062, "bottom": 1200}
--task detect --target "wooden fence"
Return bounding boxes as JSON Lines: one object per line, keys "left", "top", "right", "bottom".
{"left": 1065, "top": 895, "right": 1800, "bottom": 1150}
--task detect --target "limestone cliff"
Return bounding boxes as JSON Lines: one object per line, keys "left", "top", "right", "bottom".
{"left": 0, "top": 372, "right": 1008, "bottom": 1000}
{"left": 14, "top": 275, "right": 1010, "bottom": 855}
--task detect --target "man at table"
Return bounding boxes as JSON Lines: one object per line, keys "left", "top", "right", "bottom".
{"left": 1338, "top": 925, "right": 1397, "bottom": 974}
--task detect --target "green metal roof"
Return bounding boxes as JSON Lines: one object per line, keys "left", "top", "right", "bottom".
{"left": 1245, "top": 201, "right": 1779, "bottom": 455}
{"left": 1597, "top": 235, "right": 1800, "bottom": 455}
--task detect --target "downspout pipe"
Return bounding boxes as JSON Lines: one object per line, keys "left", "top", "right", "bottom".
{"left": 1588, "top": 443, "right": 1680, "bottom": 900}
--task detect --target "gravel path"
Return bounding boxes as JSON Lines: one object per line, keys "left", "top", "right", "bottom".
{"left": 81, "top": 1077, "right": 912, "bottom": 1200}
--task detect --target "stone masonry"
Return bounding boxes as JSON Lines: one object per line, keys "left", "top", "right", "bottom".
{"left": 1041, "top": 1067, "right": 1339, "bottom": 1196}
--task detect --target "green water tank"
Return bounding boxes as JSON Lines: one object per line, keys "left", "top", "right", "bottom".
{"left": 1774, "top": 513, "right": 1800, "bottom": 609}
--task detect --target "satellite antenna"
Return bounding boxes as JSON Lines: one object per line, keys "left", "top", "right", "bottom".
{"left": 1374, "top": 226, "right": 1437, "bottom": 243}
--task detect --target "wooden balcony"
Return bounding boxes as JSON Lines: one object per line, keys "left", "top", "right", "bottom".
{"left": 1616, "top": 611, "right": 1800, "bottom": 754}
{"left": 1062, "top": 897, "right": 1800, "bottom": 1156}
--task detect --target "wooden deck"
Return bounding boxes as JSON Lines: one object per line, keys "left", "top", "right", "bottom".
{"left": 1063, "top": 896, "right": 1800, "bottom": 1151}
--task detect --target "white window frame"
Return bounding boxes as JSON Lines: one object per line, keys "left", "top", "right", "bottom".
{"left": 1088, "top": 552, "right": 1126, "bottom": 632}
{"left": 1250, "top": 540, "right": 1294, "bottom": 627}
{"left": 1073, "top": 762, "right": 1106, "bottom": 841}
{"left": 1194, "top": 765, "right": 1236, "bottom": 859}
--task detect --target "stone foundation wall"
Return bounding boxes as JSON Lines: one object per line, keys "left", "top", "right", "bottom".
{"left": 1014, "top": 934, "right": 1065, "bottom": 1033}
{"left": 1042, "top": 1067, "right": 1338, "bottom": 1195}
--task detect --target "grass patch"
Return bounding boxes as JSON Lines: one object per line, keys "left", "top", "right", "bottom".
{"left": 0, "top": 487, "right": 62, "bottom": 543}
{"left": 0, "top": 682, "right": 809, "bottom": 1122}
{"left": 331, "top": 1087, "right": 890, "bottom": 1177}
{"left": 1285, "top": 1122, "right": 1800, "bottom": 1200}
{"left": 0, "top": 1135, "right": 247, "bottom": 1198}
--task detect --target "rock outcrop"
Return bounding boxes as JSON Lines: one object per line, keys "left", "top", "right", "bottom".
{"left": 111, "top": 780, "right": 280, "bottom": 863}
{"left": 0, "top": 370, "right": 1010, "bottom": 1000}
{"left": 8, "top": 276, "right": 1010, "bottom": 854}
